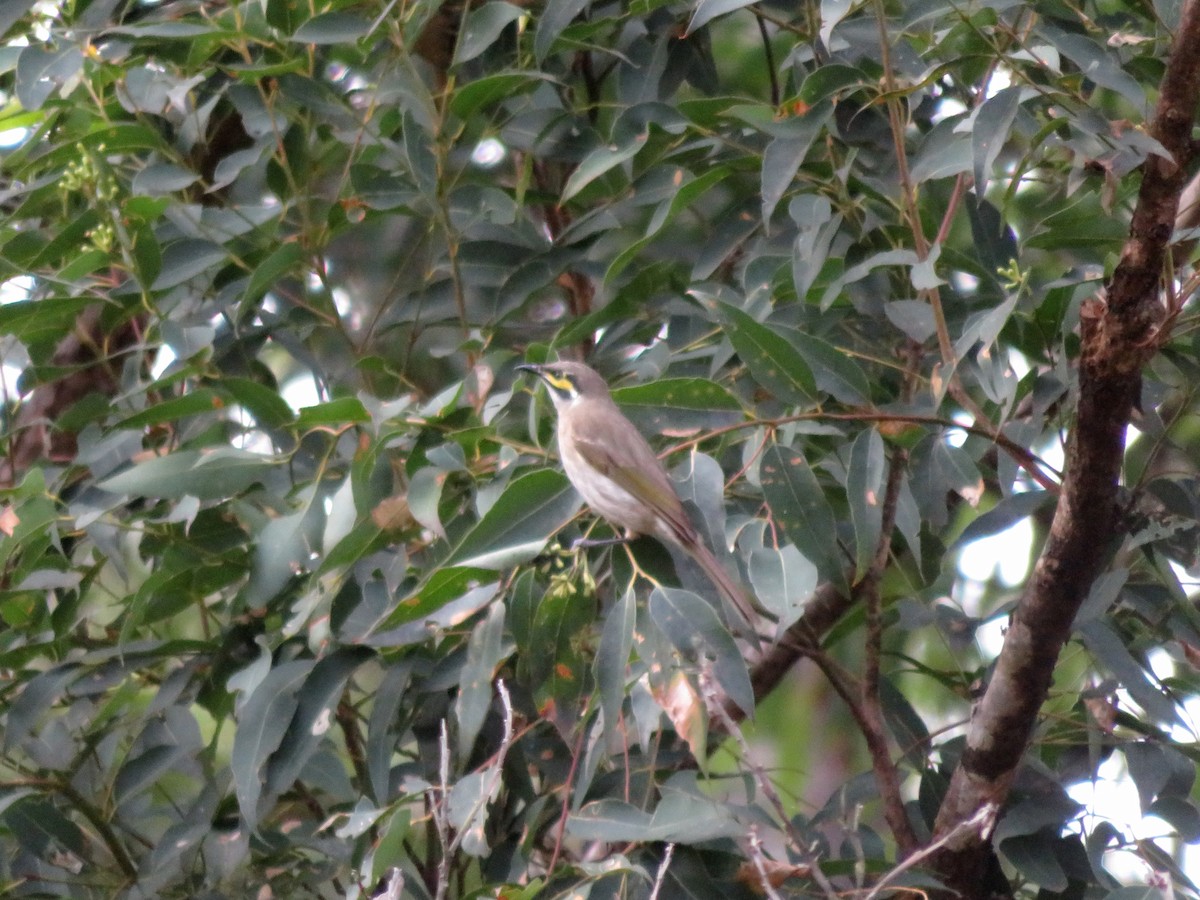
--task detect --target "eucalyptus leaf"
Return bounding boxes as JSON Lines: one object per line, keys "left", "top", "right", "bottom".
{"left": 648, "top": 586, "right": 753, "bottom": 716}
{"left": 760, "top": 442, "right": 846, "bottom": 590}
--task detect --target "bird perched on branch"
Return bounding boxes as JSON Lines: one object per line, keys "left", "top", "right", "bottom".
{"left": 518, "top": 360, "right": 768, "bottom": 631}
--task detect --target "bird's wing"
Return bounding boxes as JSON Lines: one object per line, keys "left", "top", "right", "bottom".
{"left": 570, "top": 414, "right": 695, "bottom": 540}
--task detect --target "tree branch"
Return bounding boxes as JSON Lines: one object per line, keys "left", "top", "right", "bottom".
{"left": 927, "top": 2, "right": 1200, "bottom": 892}
{"left": 858, "top": 448, "right": 920, "bottom": 857}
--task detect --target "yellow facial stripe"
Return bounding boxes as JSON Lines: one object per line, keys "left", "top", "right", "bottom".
{"left": 543, "top": 372, "right": 575, "bottom": 393}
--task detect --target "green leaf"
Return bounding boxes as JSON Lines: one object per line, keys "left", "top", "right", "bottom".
{"left": 529, "top": 581, "right": 592, "bottom": 706}
{"left": 972, "top": 85, "right": 1022, "bottom": 198}
{"left": 1078, "top": 620, "right": 1179, "bottom": 724}
{"left": 243, "top": 242, "right": 305, "bottom": 315}
{"left": 879, "top": 677, "right": 931, "bottom": 766}
{"left": 606, "top": 166, "right": 730, "bottom": 282}
{"left": 449, "top": 72, "right": 551, "bottom": 120}
{"left": 819, "top": 0, "right": 853, "bottom": 45}
{"left": 999, "top": 834, "right": 1068, "bottom": 891}
{"left": 595, "top": 590, "right": 636, "bottom": 751}
{"left": 1147, "top": 796, "right": 1200, "bottom": 842}
{"left": 720, "top": 303, "right": 816, "bottom": 406}
{"left": 954, "top": 491, "right": 1054, "bottom": 549}
{"left": 15, "top": 45, "right": 82, "bottom": 111}
{"left": 776, "top": 326, "right": 872, "bottom": 405}
{"left": 761, "top": 124, "right": 823, "bottom": 225}
{"left": 221, "top": 376, "right": 296, "bottom": 427}
{"left": 453, "top": 2, "right": 526, "bottom": 65}
{"left": 760, "top": 442, "right": 846, "bottom": 590}
{"left": 366, "top": 662, "right": 413, "bottom": 802}
{"left": 799, "top": 64, "right": 871, "bottom": 105}
{"left": 291, "top": 12, "right": 371, "bottom": 43}
{"left": 445, "top": 469, "right": 580, "bottom": 569}
{"left": 265, "top": 647, "right": 376, "bottom": 796}
{"left": 0, "top": 2, "right": 37, "bottom": 41}
{"left": 567, "top": 800, "right": 655, "bottom": 841}
{"left": 456, "top": 601, "right": 509, "bottom": 757}
{"left": 611, "top": 376, "right": 743, "bottom": 433}
{"left": 132, "top": 162, "right": 198, "bottom": 195}
{"left": 3, "top": 663, "right": 81, "bottom": 752}
{"left": 748, "top": 543, "right": 817, "bottom": 626}
{"left": 153, "top": 239, "right": 228, "bottom": 290}
{"left": 561, "top": 125, "right": 647, "bottom": 202}
{"left": 295, "top": 397, "right": 371, "bottom": 430}
{"left": 114, "top": 389, "right": 223, "bottom": 430}
{"left": 647, "top": 779, "right": 747, "bottom": 841}
{"left": 534, "top": 0, "right": 589, "bottom": 61}
{"left": 372, "top": 567, "right": 500, "bottom": 637}
{"left": 1039, "top": 25, "right": 1147, "bottom": 111}
{"left": 686, "top": 0, "right": 756, "bottom": 34}
{"left": 99, "top": 449, "right": 276, "bottom": 500}
{"left": 232, "top": 659, "right": 313, "bottom": 828}
{"left": 817, "top": 247, "right": 918, "bottom": 311}
{"left": 649, "top": 586, "right": 753, "bottom": 716}
{"left": 846, "top": 428, "right": 885, "bottom": 580}
{"left": 245, "top": 501, "right": 320, "bottom": 607}
{"left": 111, "top": 21, "right": 219, "bottom": 37}
{"left": 0, "top": 296, "right": 96, "bottom": 347}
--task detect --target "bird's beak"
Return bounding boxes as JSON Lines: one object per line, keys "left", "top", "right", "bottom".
{"left": 516, "top": 363, "right": 543, "bottom": 377}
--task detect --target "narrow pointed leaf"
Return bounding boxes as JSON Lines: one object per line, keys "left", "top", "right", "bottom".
{"left": 456, "top": 601, "right": 509, "bottom": 758}
{"left": 760, "top": 443, "right": 846, "bottom": 590}
{"left": 649, "top": 586, "right": 753, "bottom": 717}
{"left": 445, "top": 469, "right": 580, "bottom": 569}
{"left": 847, "top": 428, "right": 885, "bottom": 580}
{"left": 721, "top": 303, "right": 816, "bottom": 405}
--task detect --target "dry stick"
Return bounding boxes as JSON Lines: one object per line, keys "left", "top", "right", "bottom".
{"left": 864, "top": 804, "right": 1000, "bottom": 900}
{"left": 702, "top": 671, "right": 841, "bottom": 900}
{"left": 648, "top": 842, "right": 675, "bottom": 900}
{"left": 748, "top": 827, "right": 786, "bottom": 900}
{"left": 431, "top": 722, "right": 452, "bottom": 900}
{"left": 432, "top": 681, "right": 517, "bottom": 900}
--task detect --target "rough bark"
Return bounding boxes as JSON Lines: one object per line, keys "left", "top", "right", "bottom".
{"left": 927, "top": 3, "right": 1200, "bottom": 894}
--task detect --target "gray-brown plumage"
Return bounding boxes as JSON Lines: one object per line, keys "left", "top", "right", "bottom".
{"left": 519, "top": 360, "right": 765, "bottom": 630}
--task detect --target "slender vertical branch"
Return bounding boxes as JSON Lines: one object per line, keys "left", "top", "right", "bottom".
{"left": 855, "top": 447, "right": 920, "bottom": 857}
{"left": 755, "top": 14, "right": 780, "bottom": 108}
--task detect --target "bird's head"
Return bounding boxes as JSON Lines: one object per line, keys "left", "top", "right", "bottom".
{"left": 517, "top": 361, "right": 610, "bottom": 411}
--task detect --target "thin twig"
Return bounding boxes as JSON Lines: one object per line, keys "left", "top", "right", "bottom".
{"left": 431, "top": 721, "right": 451, "bottom": 900}
{"left": 864, "top": 804, "right": 998, "bottom": 900}
{"left": 702, "top": 671, "right": 841, "bottom": 900}
{"left": 648, "top": 842, "right": 675, "bottom": 900}
{"left": 857, "top": 448, "right": 921, "bottom": 857}
{"left": 664, "top": 410, "right": 1061, "bottom": 493}
{"left": 755, "top": 13, "right": 780, "bottom": 108}
{"left": 748, "top": 827, "right": 785, "bottom": 900}
{"left": 545, "top": 718, "right": 589, "bottom": 876}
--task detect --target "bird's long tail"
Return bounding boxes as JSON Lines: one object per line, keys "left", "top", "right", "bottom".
{"left": 683, "top": 537, "right": 776, "bottom": 634}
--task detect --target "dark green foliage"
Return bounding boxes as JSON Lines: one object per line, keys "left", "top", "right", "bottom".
{"left": 0, "top": 1, "right": 1197, "bottom": 897}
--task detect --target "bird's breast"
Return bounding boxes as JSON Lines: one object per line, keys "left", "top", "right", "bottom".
{"left": 558, "top": 428, "right": 657, "bottom": 534}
